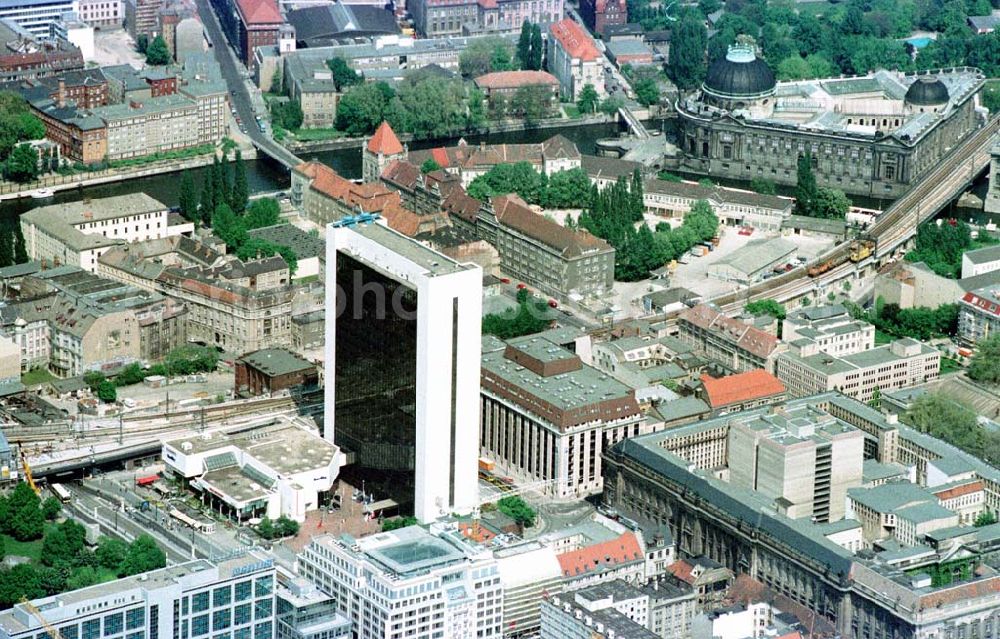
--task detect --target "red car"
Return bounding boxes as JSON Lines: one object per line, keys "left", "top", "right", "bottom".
{"left": 516, "top": 283, "right": 527, "bottom": 290}
{"left": 547, "top": 299, "right": 558, "bottom": 308}
{"left": 500, "top": 277, "right": 511, "bottom": 284}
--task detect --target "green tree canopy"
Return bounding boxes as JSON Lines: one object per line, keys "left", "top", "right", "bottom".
{"left": 97, "top": 380, "right": 117, "bottom": 403}
{"left": 459, "top": 37, "right": 515, "bottom": 77}
{"left": 326, "top": 57, "right": 362, "bottom": 91}
{"left": 577, "top": 84, "right": 600, "bottom": 114}
{"left": 178, "top": 171, "right": 199, "bottom": 222}
{"left": 6, "top": 482, "right": 44, "bottom": 541}
{"left": 335, "top": 82, "right": 395, "bottom": 135}
{"left": 969, "top": 334, "right": 1000, "bottom": 385}
{"left": 4, "top": 144, "right": 39, "bottom": 183}
{"left": 745, "top": 299, "right": 786, "bottom": 320}
{"left": 669, "top": 14, "right": 708, "bottom": 89}
{"left": 420, "top": 158, "right": 442, "bottom": 174}
{"left": 122, "top": 535, "right": 166, "bottom": 576}
{"left": 634, "top": 77, "right": 661, "bottom": 107}
{"left": 96, "top": 536, "right": 130, "bottom": 574}
{"left": 904, "top": 394, "right": 983, "bottom": 457}
{"left": 145, "top": 35, "right": 171, "bottom": 65}
{"left": 497, "top": 495, "right": 537, "bottom": 527}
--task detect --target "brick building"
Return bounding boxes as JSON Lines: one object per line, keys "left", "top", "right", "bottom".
{"left": 579, "top": 0, "right": 627, "bottom": 36}
{"left": 217, "top": 0, "right": 282, "bottom": 69}
{"left": 235, "top": 347, "right": 318, "bottom": 396}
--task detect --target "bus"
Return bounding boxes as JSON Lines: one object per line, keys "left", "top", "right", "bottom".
{"left": 50, "top": 483, "right": 71, "bottom": 503}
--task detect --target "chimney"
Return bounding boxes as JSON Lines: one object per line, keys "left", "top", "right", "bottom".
{"left": 57, "top": 79, "right": 66, "bottom": 108}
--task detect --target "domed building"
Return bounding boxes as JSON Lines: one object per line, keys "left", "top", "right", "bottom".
{"left": 673, "top": 42, "right": 985, "bottom": 199}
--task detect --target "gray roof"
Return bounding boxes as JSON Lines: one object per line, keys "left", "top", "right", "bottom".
{"left": 247, "top": 224, "right": 325, "bottom": 259}
{"left": 22, "top": 193, "right": 167, "bottom": 253}
{"left": 606, "top": 39, "right": 653, "bottom": 58}
{"left": 91, "top": 93, "right": 197, "bottom": 120}
{"left": 847, "top": 481, "right": 934, "bottom": 513}
{"left": 238, "top": 348, "right": 314, "bottom": 377}
{"left": 782, "top": 215, "right": 847, "bottom": 236}
{"left": 711, "top": 237, "right": 796, "bottom": 276}
{"left": 963, "top": 244, "right": 1000, "bottom": 265}
{"left": 968, "top": 15, "right": 1000, "bottom": 29}
{"left": 650, "top": 396, "right": 710, "bottom": 422}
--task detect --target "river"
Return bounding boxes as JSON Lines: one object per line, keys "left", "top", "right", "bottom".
{"left": 0, "top": 121, "right": 627, "bottom": 220}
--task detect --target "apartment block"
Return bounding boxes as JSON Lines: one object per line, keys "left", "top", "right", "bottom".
{"left": 298, "top": 525, "right": 504, "bottom": 639}
{"left": 480, "top": 334, "right": 644, "bottom": 498}
{"left": 291, "top": 160, "right": 400, "bottom": 226}
{"left": 677, "top": 304, "right": 784, "bottom": 373}
{"left": 781, "top": 304, "right": 875, "bottom": 357}
{"left": 547, "top": 19, "right": 604, "bottom": 101}
{"left": 0, "top": 551, "right": 277, "bottom": 639}
{"left": 775, "top": 337, "right": 940, "bottom": 403}
{"left": 76, "top": 0, "right": 123, "bottom": 28}
{"left": 958, "top": 285, "right": 1000, "bottom": 346}
{"left": 0, "top": 19, "right": 83, "bottom": 83}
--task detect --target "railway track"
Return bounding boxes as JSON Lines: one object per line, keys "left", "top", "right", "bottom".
{"left": 710, "top": 116, "right": 1000, "bottom": 310}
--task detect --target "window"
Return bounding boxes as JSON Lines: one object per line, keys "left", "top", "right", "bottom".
{"left": 104, "top": 613, "right": 123, "bottom": 637}
{"left": 213, "top": 587, "right": 231, "bottom": 608}
{"left": 126, "top": 609, "right": 145, "bottom": 630}
{"left": 83, "top": 620, "right": 100, "bottom": 639}
{"left": 192, "top": 593, "right": 210, "bottom": 614}
{"left": 253, "top": 623, "right": 271, "bottom": 639}
{"left": 192, "top": 615, "right": 209, "bottom": 637}
{"left": 234, "top": 604, "right": 251, "bottom": 626}
{"left": 213, "top": 610, "right": 231, "bottom": 632}
{"left": 60, "top": 627, "right": 79, "bottom": 639}
{"left": 254, "top": 577, "right": 273, "bottom": 598}
{"left": 235, "top": 581, "right": 252, "bottom": 602}
{"left": 253, "top": 600, "right": 272, "bottom": 621}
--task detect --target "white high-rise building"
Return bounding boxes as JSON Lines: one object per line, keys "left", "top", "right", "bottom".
{"left": 299, "top": 525, "right": 503, "bottom": 639}
{"left": 324, "top": 220, "right": 482, "bottom": 522}
{"left": 0, "top": 551, "right": 277, "bottom": 639}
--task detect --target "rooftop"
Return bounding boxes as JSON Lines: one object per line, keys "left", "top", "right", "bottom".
{"left": 345, "top": 221, "right": 475, "bottom": 277}
{"left": 711, "top": 237, "right": 796, "bottom": 277}
{"left": 474, "top": 70, "right": 559, "bottom": 89}
{"left": 490, "top": 194, "right": 613, "bottom": 259}
{"left": 246, "top": 224, "right": 326, "bottom": 259}
{"left": 549, "top": 18, "right": 599, "bottom": 61}
{"left": 963, "top": 244, "right": 1000, "bottom": 265}
{"left": 367, "top": 120, "right": 404, "bottom": 156}
{"left": 22, "top": 193, "right": 168, "bottom": 252}
{"left": 700, "top": 369, "right": 785, "bottom": 408}
{"left": 237, "top": 348, "right": 314, "bottom": 377}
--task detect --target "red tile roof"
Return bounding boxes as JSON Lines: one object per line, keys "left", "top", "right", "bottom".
{"left": 669, "top": 559, "right": 695, "bottom": 584}
{"left": 295, "top": 161, "right": 398, "bottom": 212}
{"left": 235, "top": 0, "right": 281, "bottom": 25}
{"left": 474, "top": 70, "right": 559, "bottom": 90}
{"left": 932, "top": 480, "right": 984, "bottom": 502}
{"left": 700, "top": 370, "right": 785, "bottom": 409}
{"left": 367, "top": 121, "right": 404, "bottom": 156}
{"left": 680, "top": 304, "right": 780, "bottom": 360}
{"left": 549, "top": 18, "right": 600, "bottom": 61}
{"left": 557, "top": 532, "right": 643, "bottom": 577}
{"left": 961, "top": 290, "right": 1000, "bottom": 317}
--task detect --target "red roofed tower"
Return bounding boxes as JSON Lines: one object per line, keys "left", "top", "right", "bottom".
{"left": 362, "top": 121, "right": 407, "bottom": 183}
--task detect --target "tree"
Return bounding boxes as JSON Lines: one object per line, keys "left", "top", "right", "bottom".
{"left": 868, "top": 386, "right": 882, "bottom": 409}
{"left": 599, "top": 95, "right": 625, "bottom": 115}
{"left": 326, "top": 57, "right": 362, "bottom": 91}
{"left": 904, "top": 394, "right": 983, "bottom": 457}
{"left": 396, "top": 76, "right": 467, "bottom": 138}
{"left": 136, "top": 34, "right": 148, "bottom": 53}
{"left": 670, "top": 14, "right": 708, "bottom": 89}
{"left": 482, "top": 289, "right": 551, "bottom": 339}
{"left": 4, "top": 144, "right": 39, "bottom": 183}
{"left": 212, "top": 202, "right": 246, "bottom": 250}
{"left": 459, "top": 37, "right": 514, "bottom": 77}
{"left": 969, "top": 334, "right": 1000, "bottom": 384}
{"left": 83, "top": 370, "right": 106, "bottom": 391}
{"left": 335, "top": 82, "right": 394, "bottom": 135}
{"left": 115, "top": 362, "right": 146, "bottom": 386}
{"left": 577, "top": 84, "right": 599, "bottom": 114}
{"left": 496, "top": 495, "right": 536, "bottom": 527}
{"left": 178, "top": 171, "right": 199, "bottom": 222}
{"left": 0, "top": 92, "right": 45, "bottom": 162}
{"left": 230, "top": 149, "right": 249, "bottom": 214}
{"left": 530, "top": 23, "right": 543, "bottom": 71}
{"left": 41, "top": 520, "right": 87, "bottom": 568}
{"left": 257, "top": 516, "right": 275, "bottom": 539}
{"left": 122, "top": 535, "right": 166, "bottom": 576}
{"left": 466, "top": 87, "right": 486, "bottom": 130}
{"left": 467, "top": 161, "right": 545, "bottom": 203}
{"left": 274, "top": 515, "right": 300, "bottom": 537}
{"left": 634, "top": 78, "right": 661, "bottom": 107}
{"left": 777, "top": 55, "right": 813, "bottom": 80}
{"left": 97, "top": 380, "right": 117, "bottom": 403}
{"left": 750, "top": 177, "right": 777, "bottom": 194}
{"left": 0, "top": 564, "right": 44, "bottom": 608}
{"left": 381, "top": 516, "right": 419, "bottom": 532}
{"left": 420, "top": 158, "right": 442, "bottom": 174}
{"left": 745, "top": 299, "right": 786, "bottom": 320}
{"left": 271, "top": 99, "right": 303, "bottom": 130}
{"left": 41, "top": 496, "right": 61, "bottom": 521}
{"left": 510, "top": 84, "right": 553, "bottom": 124}
{"left": 794, "top": 152, "right": 818, "bottom": 216}
{"left": 975, "top": 511, "right": 998, "bottom": 527}
{"left": 145, "top": 35, "right": 171, "bottom": 65}
{"left": 199, "top": 167, "right": 216, "bottom": 222}
{"left": 517, "top": 22, "right": 532, "bottom": 70}
{"left": 244, "top": 197, "right": 281, "bottom": 230}
{"left": 212, "top": 155, "right": 227, "bottom": 215}
{"left": 813, "top": 187, "right": 850, "bottom": 219}
{"left": 66, "top": 566, "right": 100, "bottom": 590}
{"left": 96, "top": 536, "right": 129, "bottom": 573}
{"left": 7, "top": 481, "right": 44, "bottom": 541}
{"left": 541, "top": 168, "right": 592, "bottom": 208}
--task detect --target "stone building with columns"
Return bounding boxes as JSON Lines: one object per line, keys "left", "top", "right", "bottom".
{"left": 674, "top": 40, "right": 985, "bottom": 198}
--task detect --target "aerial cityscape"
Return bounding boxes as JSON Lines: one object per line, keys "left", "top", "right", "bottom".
{"left": 0, "top": 0, "right": 998, "bottom": 637}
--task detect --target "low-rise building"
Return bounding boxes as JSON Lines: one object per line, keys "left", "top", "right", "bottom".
{"left": 641, "top": 578, "right": 698, "bottom": 639}
{"left": 961, "top": 244, "right": 1000, "bottom": 279}
{"left": 291, "top": 160, "right": 400, "bottom": 226}
{"left": 298, "top": 525, "right": 504, "bottom": 639}
{"left": 75, "top": 0, "right": 122, "bottom": 28}
{"left": 410, "top": 0, "right": 562, "bottom": 39}
{"left": 285, "top": 4, "right": 398, "bottom": 48}
{"left": 642, "top": 179, "right": 793, "bottom": 232}
{"left": 0, "top": 552, "right": 277, "bottom": 639}
{"left": 542, "top": 582, "right": 661, "bottom": 639}
{"left": 480, "top": 334, "right": 644, "bottom": 498}
{"left": 696, "top": 369, "right": 786, "bottom": 416}
{"left": 706, "top": 237, "right": 796, "bottom": 284}
{"left": 474, "top": 70, "right": 560, "bottom": 105}
{"left": 281, "top": 51, "right": 339, "bottom": 129}
{"left": 234, "top": 347, "right": 318, "bottom": 397}
{"left": 606, "top": 39, "right": 653, "bottom": 67}
{"left": 547, "top": 19, "right": 604, "bottom": 101}
{"left": 875, "top": 260, "right": 1000, "bottom": 311}
{"left": 276, "top": 576, "right": 353, "bottom": 639}
{"left": 579, "top": 0, "right": 627, "bottom": 36}
{"left": 847, "top": 482, "right": 960, "bottom": 546}
{"left": 0, "top": 19, "right": 84, "bottom": 81}
{"left": 678, "top": 304, "right": 785, "bottom": 373}
{"left": 290, "top": 310, "right": 324, "bottom": 351}
{"left": 409, "top": 134, "right": 582, "bottom": 187}
{"left": 781, "top": 303, "right": 875, "bottom": 357}
{"left": 163, "top": 420, "right": 345, "bottom": 522}
{"left": 775, "top": 337, "right": 940, "bottom": 403}
{"left": 20, "top": 193, "right": 191, "bottom": 273}
{"left": 245, "top": 223, "right": 325, "bottom": 281}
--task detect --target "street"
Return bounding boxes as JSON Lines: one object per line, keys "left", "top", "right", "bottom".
{"left": 194, "top": 0, "right": 300, "bottom": 168}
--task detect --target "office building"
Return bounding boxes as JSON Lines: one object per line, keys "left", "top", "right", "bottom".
{"left": 781, "top": 304, "right": 875, "bottom": 357}
{"left": 480, "top": 334, "right": 644, "bottom": 498}
{"left": 547, "top": 19, "right": 604, "bottom": 101}
{"left": 0, "top": 19, "right": 83, "bottom": 83}
{"left": 276, "top": 576, "right": 352, "bottom": 639}
{"left": 541, "top": 585, "right": 661, "bottom": 639}
{"left": 298, "top": 525, "right": 504, "bottom": 639}
{"left": 494, "top": 541, "right": 565, "bottom": 637}
{"left": 20, "top": 193, "right": 192, "bottom": 272}
{"left": 678, "top": 304, "right": 784, "bottom": 373}
{"left": 163, "top": 420, "right": 345, "bottom": 522}
{"left": 775, "top": 337, "right": 940, "bottom": 403}
{"left": 291, "top": 160, "right": 400, "bottom": 225}
{"left": 641, "top": 579, "right": 698, "bottom": 639}
{"left": 125, "top": 0, "right": 163, "bottom": 37}
{"left": 579, "top": 0, "right": 626, "bottom": 36}
{"left": 676, "top": 42, "right": 984, "bottom": 198}
{"left": 325, "top": 221, "right": 482, "bottom": 522}
{"left": 76, "top": 0, "right": 122, "bottom": 28}
{"left": 846, "top": 482, "right": 960, "bottom": 546}
{"left": 410, "top": 0, "right": 562, "bottom": 39}
{"left": 958, "top": 285, "right": 1000, "bottom": 346}
{"left": 0, "top": 0, "right": 74, "bottom": 38}
{"left": 0, "top": 551, "right": 277, "bottom": 639}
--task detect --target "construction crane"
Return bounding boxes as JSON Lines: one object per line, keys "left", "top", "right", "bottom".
{"left": 19, "top": 597, "right": 61, "bottom": 639}
{"left": 17, "top": 443, "right": 39, "bottom": 495}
